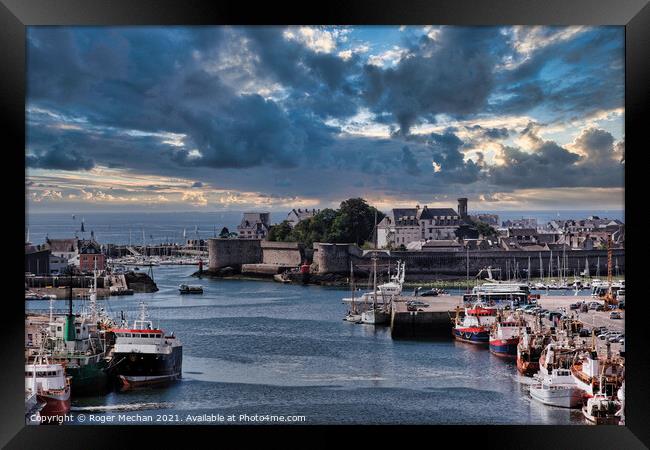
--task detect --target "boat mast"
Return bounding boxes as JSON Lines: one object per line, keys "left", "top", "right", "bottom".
{"left": 350, "top": 261, "right": 356, "bottom": 314}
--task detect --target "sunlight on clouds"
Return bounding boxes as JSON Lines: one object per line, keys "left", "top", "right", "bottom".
{"left": 283, "top": 27, "right": 337, "bottom": 53}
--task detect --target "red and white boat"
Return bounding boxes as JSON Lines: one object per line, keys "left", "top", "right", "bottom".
{"left": 25, "top": 355, "right": 71, "bottom": 419}
{"left": 571, "top": 350, "right": 624, "bottom": 398}
{"left": 489, "top": 315, "right": 525, "bottom": 358}
{"left": 452, "top": 302, "right": 498, "bottom": 345}
{"left": 516, "top": 328, "right": 551, "bottom": 376}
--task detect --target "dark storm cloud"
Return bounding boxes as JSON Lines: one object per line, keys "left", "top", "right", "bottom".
{"left": 26, "top": 145, "right": 95, "bottom": 171}
{"left": 400, "top": 146, "right": 421, "bottom": 175}
{"left": 26, "top": 26, "right": 624, "bottom": 205}
{"left": 490, "top": 27, "right": 624, "bottom": 119}
{"left": 466, "top": 125, "right": 510, "bottom": 140}
{"left": 362, "top": 27, "right": 510, "bottom": 134}
{"left": 488, "top": 128, "right": 623, "bottom": 188}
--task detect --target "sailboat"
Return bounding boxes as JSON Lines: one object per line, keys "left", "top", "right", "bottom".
{"left": 344, "top": 262, "right": 362, "bottom": 323}
{"left": 360, "top": 212, "right": 390, "bottom": 325}
{"left": 360, "top": 253, "right": 390, "bottom": 325}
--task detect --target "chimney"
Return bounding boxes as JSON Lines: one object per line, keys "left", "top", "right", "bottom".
{"left": 457, "top": 198, "right": 468, "bottom": 219}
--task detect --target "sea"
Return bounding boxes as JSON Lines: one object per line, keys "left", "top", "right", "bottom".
{"left": 24, "top": 210, "right": 614, "bottom": 425}
{"left": 26, "top": 266, "right": 591, "bottom": 425}
{"left": 25, "top": 210, "right": 625, "bottom": 246}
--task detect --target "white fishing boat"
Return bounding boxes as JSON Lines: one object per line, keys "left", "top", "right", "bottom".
{"left": 530, "top": 367, "right": 583, "bottom": 408}
{"left": 571, "top": 349, "right": 624, "bottom": 397}
{"left": 583, "top": 393, "right": 621, "bottom": 424}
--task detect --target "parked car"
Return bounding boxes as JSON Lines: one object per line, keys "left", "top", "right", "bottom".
{"left": 579, "top": 328, "right": 591, "bottom": 337}
{"left": 419, "top": 289, "right": 439, "bottom": 297}
{"left": 610, "top": 311, "right": 622, "bottom": 319}
{"left": 608, "top": 334, "right": 623, "bottom": 343}
{"left": 618, "top": 301, "right": 625, "bottom": 310}
{"left": 406, "top": 300, "right": 429, "bottom": 308}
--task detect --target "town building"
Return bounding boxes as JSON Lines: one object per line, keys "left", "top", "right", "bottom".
{"left": 377, "top": 199, "right": 466, "bottom": 248}
{"left": 49, "top": 254, "right": 68, "bottom": 275}
{"left": 78, "top": 239, "right": 105, "bottom": 273}
{"left": 286, "top": 208, "right": 320, "bottom": 227}
{"left": 502, "top": 218, "right": 538, "bottom": 229}
{"left": 237, "top": 212, "right": 271, "bottom": 239}
{"left": 44, "top": 238, "right": 79, "bottom": 262}
{"left": 25, "top": 245, "right": 50, "bottom": 275}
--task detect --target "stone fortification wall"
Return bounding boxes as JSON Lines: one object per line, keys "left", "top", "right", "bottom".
{"left": 261, "top": 241, "right": 305, "bottom": 266}
{"left": 315, "top": 244, "right": 625, "bottom": 277}
{"left": 208, "top": 238, "right": 262, "bottom": 269}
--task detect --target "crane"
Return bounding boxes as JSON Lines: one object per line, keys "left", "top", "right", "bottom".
{"left": 604, "top": 234, "right": 618, "bottom": 307}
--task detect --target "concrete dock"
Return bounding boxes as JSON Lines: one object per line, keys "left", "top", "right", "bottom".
{"left": 390, "top": 295, "right": 462, "bottom": 338}
{"left": 389, "top": 294, "right": 625, "bottom": 341}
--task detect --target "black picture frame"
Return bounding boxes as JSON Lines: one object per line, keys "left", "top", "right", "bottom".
{"left": 2, "top": 0, "right": 648, "bottom": 447}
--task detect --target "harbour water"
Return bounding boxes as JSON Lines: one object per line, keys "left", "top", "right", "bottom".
{"left": 27, "top": 266, "right": 588, "bottom": 425}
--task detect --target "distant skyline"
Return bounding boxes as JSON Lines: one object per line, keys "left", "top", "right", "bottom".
{"left": 26, "top": 26, "right": 624, "bottom": 213}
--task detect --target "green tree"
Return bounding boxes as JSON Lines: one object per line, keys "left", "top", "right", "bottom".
{"left": 289, "top": 208, "right": 337, "bottom": 247}
{"left": 267, "top": 221, "right": 293, "bottom": 241}
{"left": 473, "top": 220, "right": 497, "bottom": 238}
{"left": 329, "top": 198, "right": 385, "bottom": 246}
{"left": 219, "top": 227, "right": 231, "bottom": 238}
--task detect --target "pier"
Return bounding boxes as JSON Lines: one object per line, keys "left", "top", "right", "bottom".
{"left": 390, "top": 295, "right": 462, "bottom": 338}
{"left": 390, "top": 295, "right": 625, "bottom": 343}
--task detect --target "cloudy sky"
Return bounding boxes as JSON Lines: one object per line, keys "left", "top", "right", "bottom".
{"left": 26, "top": 26, "right": 624, "bottom": 213}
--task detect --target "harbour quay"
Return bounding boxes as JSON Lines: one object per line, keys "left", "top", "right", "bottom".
{"left": 388, "top": 294, "right": 624, "bottom": 340}
{"left": 390, "top": 295, "right": 462, "bottom": 338}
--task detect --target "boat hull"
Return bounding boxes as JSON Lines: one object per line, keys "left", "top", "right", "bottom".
{"left": 517, "top": 356, "right": 539, "bottom": 376}
{"left": 582, "top": 408, "right": 620, "bottom": 425}
{"left": 453, "top": 327, "right": 489, "bottom": 345}
{"left": 114, "top": 347, "right": 182, "bottom": 390}
{"left": 361, "top": 310, "right": 389, "bottom": 325}
{"left": 530, "top": 385, "right": 583, "bottom": 408}
{"left": 65, "top": 360, "right": 110, "bottom": 397}
{"left": 38, "top": 392, "right": 71, "bottom": 418}
{"left": 490, "top": 338, "right": 519, "bottom": 358}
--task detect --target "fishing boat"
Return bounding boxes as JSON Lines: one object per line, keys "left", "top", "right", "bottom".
{"left": 570, "top": 348, "right": 625, "bottom": 397}
{"left": 25, "top": 354, "right": 71, "bottom": 419}
{"left": 583, "top": 393, "right": 621, "bottom": 424}
{"left": 616, "top": 381, "right": 625, "bottom": 425}
{"left": 516, "top": 328, "right": 551, "bottom": 376}
{"left": 451, "top": 302, "right": 498, "bottom": 345}
{"left": 43, "top": 274, "right": 112, "bottom": 396}
{"left": 25, "top": 391, "right": 44, "bottom": 425}
{"left": 529, "top": 367, "right": 583, "bottom": 408}
{"left": 179, "top": 284, "right": 203, "bottom": 294}
{"left": 489, "top": 315, "right": 525, "bottom": 357}
{"left": 111, "top": 302, "right": 183, "bottom": 389}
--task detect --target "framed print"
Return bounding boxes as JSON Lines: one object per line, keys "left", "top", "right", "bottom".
{"left": 2, "top": 0, "right": 649, "bottom": 447}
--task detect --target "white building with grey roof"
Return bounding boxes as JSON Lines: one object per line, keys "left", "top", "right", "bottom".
{"left": 377, "top": 200, "right": 465, "bottom": 248}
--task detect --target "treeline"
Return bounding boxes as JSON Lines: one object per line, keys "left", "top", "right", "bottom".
{"left": 268, "top": 198, "right": 385, "bottom": 247}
